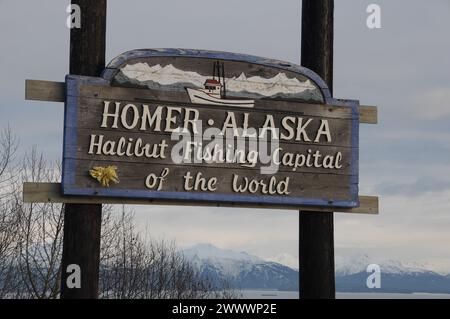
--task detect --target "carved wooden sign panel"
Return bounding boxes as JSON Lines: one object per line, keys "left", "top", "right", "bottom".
{"left": 62, "top": 49, "right": 359, "bottom": 208}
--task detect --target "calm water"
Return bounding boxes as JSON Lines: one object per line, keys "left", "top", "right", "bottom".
{"left": 240, "top": 290, "right": 450, "bottom": 299}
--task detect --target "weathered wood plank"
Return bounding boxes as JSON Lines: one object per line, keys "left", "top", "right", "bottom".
{"left": 74, "top": 96, "right": 355, "bottom": 148}
{"left": 359, "top": 105, "right": 378, "bottom": 124}
{"left": 76, "top": 94, "right": 357, "bottom": 122}
{"left": 25, "top": 80, "right": 65, "bottom": 102}
{"left": 22, "top": 182, "right": 378, "bottom": 214}
{"left": 24, "top": 79, "right": 377, "bottom": 124}
{"left": 64, "top": 77, "right": 358, "bottom": 206}
{"left": 70, "top": 160, "right": 355, "bottom": 199}
{"left": 67, "top": 136, "right": 355, "bottom": 176}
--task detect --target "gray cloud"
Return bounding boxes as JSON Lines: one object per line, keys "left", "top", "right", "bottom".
{"left": 375, "top": 176, "right": 450, "bottom": 197}
{"left": 1, "top": 0, "right": 450, "bottom": 268}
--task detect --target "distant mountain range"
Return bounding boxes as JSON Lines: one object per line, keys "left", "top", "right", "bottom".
{"left": 183, "top": 244, "right": 298, "bottom": 291}
{"left": 335, "top": 254, "right": 450, "bottom": 294}
{"left": 182, "top": 244, "right": 450, "bottom": 294}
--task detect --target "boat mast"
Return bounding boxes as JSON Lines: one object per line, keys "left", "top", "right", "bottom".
{"left": 221, "top": 62, "right": 226, "bottom": 98}
{"left": 212, "top": 61, "right": 226, "bottom": 97}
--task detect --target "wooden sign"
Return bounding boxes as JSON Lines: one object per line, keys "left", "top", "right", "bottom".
{"left": 62, "top": 49, "right": 359, "bottom": 209}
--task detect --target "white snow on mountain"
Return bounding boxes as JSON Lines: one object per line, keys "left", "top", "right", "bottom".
{"left": 119, "top": 62, "right": 318, "bottom": 97}
{"left": 182, "top": 244, "right": 299, "bottom": 290}
{"left": 267, "top": 253, "right": 299, "bottom": 270}
{"left": 335, "top": 254, "right": 449, "bottom": 276}
{"left": 183, "top": 243, "right": 261, "bottom": 263}
{"left": 182, "top": 243, "right": 262, "bottom": 278}
{"left": 181, "top": 244, "right": 450, "bottom": 293}
{"left": 335, "top": 254, "right": 372, "bottom": 276}
{"left": 183, "top": 244, "right": 450, "bottom": 277}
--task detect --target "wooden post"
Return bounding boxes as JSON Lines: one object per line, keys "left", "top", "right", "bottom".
{"left": 60, "top": 0, "right": 107, "bottom": 299}
{"left": 299, "top": 0, "right": 336, "bottom": 299}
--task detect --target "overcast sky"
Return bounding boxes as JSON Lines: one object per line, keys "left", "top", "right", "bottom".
{"left": 1, "top": 0, "right": 450, "bottom": 271}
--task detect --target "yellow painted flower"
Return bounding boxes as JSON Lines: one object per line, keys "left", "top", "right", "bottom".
{"left": 89, "top": 165, "right": 119, "bottom": 187}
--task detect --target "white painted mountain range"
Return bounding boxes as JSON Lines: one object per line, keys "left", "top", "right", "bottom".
{"left": 119, "top": 62, "right": 318, "bottom": 98}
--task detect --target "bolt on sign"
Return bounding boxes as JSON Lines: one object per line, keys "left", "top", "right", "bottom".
{"left": 62, "top": 49, "right": 359, "bottom": 209}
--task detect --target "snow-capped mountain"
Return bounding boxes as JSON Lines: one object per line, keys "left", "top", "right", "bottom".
{"left": 182, "top": 244, "right": 298, "bottom": 291}
{"left": 334, "top": 254, "right": 450, "bottom": 293}
{"left": 117, "top": 62, "right": 321, "bottom": 100}
{"left": 183, "top": 243, "right": 262, "bottom": 278}
{"left": 183, "top": 243, "right": 261, "bottom": 263}
{"left": 335, "top": 254, "right": 449, "bottom": 276}
{"left": 182, "top": 244, "right": 450, "bottom": 294}
{"left": 267, "top": 253, "right": 299, "bottom": 270}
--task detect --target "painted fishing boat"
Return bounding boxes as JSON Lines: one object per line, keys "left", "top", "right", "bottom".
{"left": 186, "top": 61, "right": 255, "bottom": 108}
